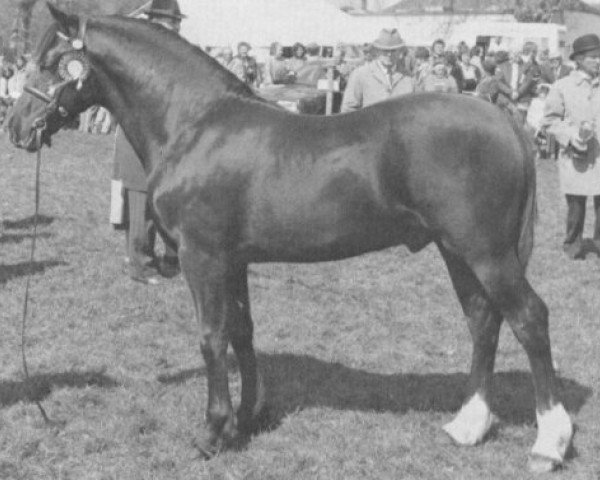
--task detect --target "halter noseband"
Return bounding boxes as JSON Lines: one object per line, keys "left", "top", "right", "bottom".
{"left": 24, "top": 18, "right": 90, "bottom": 132}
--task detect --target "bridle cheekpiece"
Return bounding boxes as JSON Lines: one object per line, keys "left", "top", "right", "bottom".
{"left": 24, "top": 18, "right": 91, "bottom": 132}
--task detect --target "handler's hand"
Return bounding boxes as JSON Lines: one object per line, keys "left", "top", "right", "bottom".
{"left": 569, "top": 143, "right": 588, "bottom": 161}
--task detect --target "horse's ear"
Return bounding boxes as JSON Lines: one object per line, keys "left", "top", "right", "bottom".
{"left": 47, "top": 2, "right": 79, "bottom": 37}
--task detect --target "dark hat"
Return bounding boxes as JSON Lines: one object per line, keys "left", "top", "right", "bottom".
{"left": 145, "top": 0, "right": 186, "bottom": 21}
{"left": 372, "top": 28, "right": 404, "bottom": 51}
{"left": 570, "top": 34, "right": 600, "bottom": 60}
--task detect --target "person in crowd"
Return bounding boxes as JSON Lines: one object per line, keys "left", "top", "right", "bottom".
{"left": 112, "top": 0, "right": 184, "bottom": 285}
{"left": 457, "top": 41, "right": 470, "bottom": 60}
{"left": 229, "top": 41, "right": 262, "bottom": 88}
{"left": 475, "top": 59, "right": 513, "bottom": 106}
{"left": 0, "top": 64, "right": 13, "bottom": 100}
{"left": 517, "top": 42, "right": 542, "bottom": 119}
{"left": 208, "top": 46, "right": 221, "bottom": 59}
{"left": 495, "top": 43, "right": 541, "bottom": 124}
{"left": 470, "top": 45, "right": 484, "bottom": 72}
{"left": 7, "top": 55, "right": 27, "bottom": 100}
{"left": 459, "top": 50, "right": 481, "bottom": 93}
{"left": 3, "top": 37, "right": 17, "bottom": 65}
{"left": 413, "top": 46, "right": 431, "bottom": 88}
{"left": 287, "top": 42, "right": 307, "bottom": 76}
{"left": 444, "top": 51, "right": 464, "bottom": 93}
{"left": 217, "top": 46, "right": 234, "bottom": 70}
{"left": 537, "top": 48, "right": 550, "bottom": 67}
{"left": 542, "top": 34, "right": 600, "bottom": 259}
{"left": 541, "top": 51, "right": 571, "bottom": 84}
{"left": 306, "top": 42, "right": 321, "bottom": 64}
{"left": 430, "top": 38, "right": 446, "bottom": 65}
{"left": 475, "top": 60, "right": 500, "bottom": 102}
{"left": 335, "top": 44, "right": 360, "bottom": 85}
{"left": 493, "top": 49, "right": 511, "bottom": 88}
{"left": 0, "top": 63, "right": 13, "bottom": 127}
{"left": 361, "top": 43, "right": 375, "bottom": 63}
{"left": 419, "top": 57, "right": 459, "bottom": 93}
{"left": 341, "top": 29, "right": 415, "bottom": 112}
{"left": 263, "top": 41, "right": 294, "bottom": 85}
{"left": 527, "top": 83, "right": 552, "bottom": 158}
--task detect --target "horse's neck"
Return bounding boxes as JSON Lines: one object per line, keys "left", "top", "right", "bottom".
{"left": 89, "top": 21, "right": 251, "bottom": 170}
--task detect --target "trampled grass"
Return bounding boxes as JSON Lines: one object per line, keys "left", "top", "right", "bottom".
{"left": 0, "top": 131, "right": 598, "bottom": 479}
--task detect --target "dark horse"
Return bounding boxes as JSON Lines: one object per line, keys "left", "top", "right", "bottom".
{"left": 7, "top": 6, "right": 572, "bottom": 472}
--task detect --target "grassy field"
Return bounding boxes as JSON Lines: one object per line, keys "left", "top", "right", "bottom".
{"left": 0, "top": 130, "right": 598, "bottom": 480}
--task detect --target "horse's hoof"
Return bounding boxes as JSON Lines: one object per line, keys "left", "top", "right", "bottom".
{"left": 528, "top": 454, "right": 561, "bottom": 474}
{"left": 192, "top": 439, "right": 219, "bottom": 460}
{"left": 192, "top": 435, "right": 221, "bottom": 460}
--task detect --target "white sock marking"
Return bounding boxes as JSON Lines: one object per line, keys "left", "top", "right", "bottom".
{"left": 531, "top": 403, "right": 573, "bottom": 463}
{"left": 443, "top": 392, "right": 496, "bottom": 446}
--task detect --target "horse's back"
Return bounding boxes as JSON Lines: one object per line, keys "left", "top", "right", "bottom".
{"left": 152, "top": 93, "right": 532, "bottom": 265}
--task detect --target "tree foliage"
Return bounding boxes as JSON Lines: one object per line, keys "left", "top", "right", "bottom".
{"left": 1, "top": 0, "right": 147, "bottom": 55}
{"left": 514, "top": 0, "right": 600, "bottom": 22}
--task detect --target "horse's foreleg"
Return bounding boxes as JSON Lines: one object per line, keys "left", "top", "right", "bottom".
{"left": 439, "top": 246, "right": 501, "bottom": 446}
{"left": 227, "top": 264, "right": 265, "bottom": 434}
{"left": 473, "top": 254, "right": 573, "bottom": 473}
{"left": 179, "top": 246, "right": 236, "bottom": 457}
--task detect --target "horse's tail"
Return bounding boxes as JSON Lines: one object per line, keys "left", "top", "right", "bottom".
{"left": 515, "top": 122, "right": 537, "bottom": 271}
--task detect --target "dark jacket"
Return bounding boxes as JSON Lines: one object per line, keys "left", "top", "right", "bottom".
{"left": 495, "top": 58, "right": 541, "bottom": 106}
{"left": 113, "top": 126, "right": 147, "bottom": 192}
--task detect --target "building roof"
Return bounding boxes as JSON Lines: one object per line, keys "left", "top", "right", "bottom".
{"left": 381, "top": 0, "right": 514, "bottom": 14}
{"left": 381, "top": 0, "right": 600, "bottom": 16}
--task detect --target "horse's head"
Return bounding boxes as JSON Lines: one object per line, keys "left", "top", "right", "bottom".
{"left": 7, "top": 4, "right": 98, "bottom": 152}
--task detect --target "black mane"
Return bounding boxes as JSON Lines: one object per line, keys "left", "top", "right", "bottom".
{"left": 92, "top": 16, "right": 257, "bottom": 100}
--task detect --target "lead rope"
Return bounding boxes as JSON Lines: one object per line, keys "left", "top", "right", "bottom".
{"left": 21, "top": 127, "right": 51, "bottom": 424}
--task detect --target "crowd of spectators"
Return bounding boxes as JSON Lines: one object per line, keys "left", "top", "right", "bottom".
{"left": 203, "top": 33, "right": 569, "bottom": 132}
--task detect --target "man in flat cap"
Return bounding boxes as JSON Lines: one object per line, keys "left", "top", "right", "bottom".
{"left": 543, "top": 34, "right": 600, "bottom": 259}
{"left": 341, "top": 29, "right": 414, "bottom": 112}
{"left": 112, "top": 0, "right": 185, "bottom": 284}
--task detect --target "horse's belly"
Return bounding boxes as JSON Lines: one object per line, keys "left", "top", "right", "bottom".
{"left": 240, "top": 201, "right": 431, "bottom": 263}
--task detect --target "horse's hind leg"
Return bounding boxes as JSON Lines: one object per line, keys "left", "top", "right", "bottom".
{"left": 473, "top": 253, "right": 573, "bottom": 472}
{"left": 179, "top": 246, "right": 237, "bottom": 457}
{"left": 228, "top": 264, "right": 265, "bottom": 434}
{"left": 438, "top": 245, "right": 501, "bottom": 445}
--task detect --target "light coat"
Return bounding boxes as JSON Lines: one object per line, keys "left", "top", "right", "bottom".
{"left": 341, "top": 61, "right": 415, "bottom": 112}
{"left": 543, "top": 70, "right": 600, "bottom": 195}
{"left": 113, "top": 126, "right": 147, "bottom": 192}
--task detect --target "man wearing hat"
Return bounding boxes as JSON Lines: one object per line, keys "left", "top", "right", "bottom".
{"left": 495, "top": 42, "right": 541, "bottom": 124}
{"left": 543, "top": 34, "right": 600, "bottom": 259}
{"left": 341, "top": 29, "right": 414, "bottom": 112}
{"left": 541, "top": 51, "right": 571, "bottom": 84}
{"left": 111, "top": 0, "right": 185, "bottom": 284}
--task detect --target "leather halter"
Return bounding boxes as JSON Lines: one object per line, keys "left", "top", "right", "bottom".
{"left": 23, "top": 18, "right": 90, "bottom": 132}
